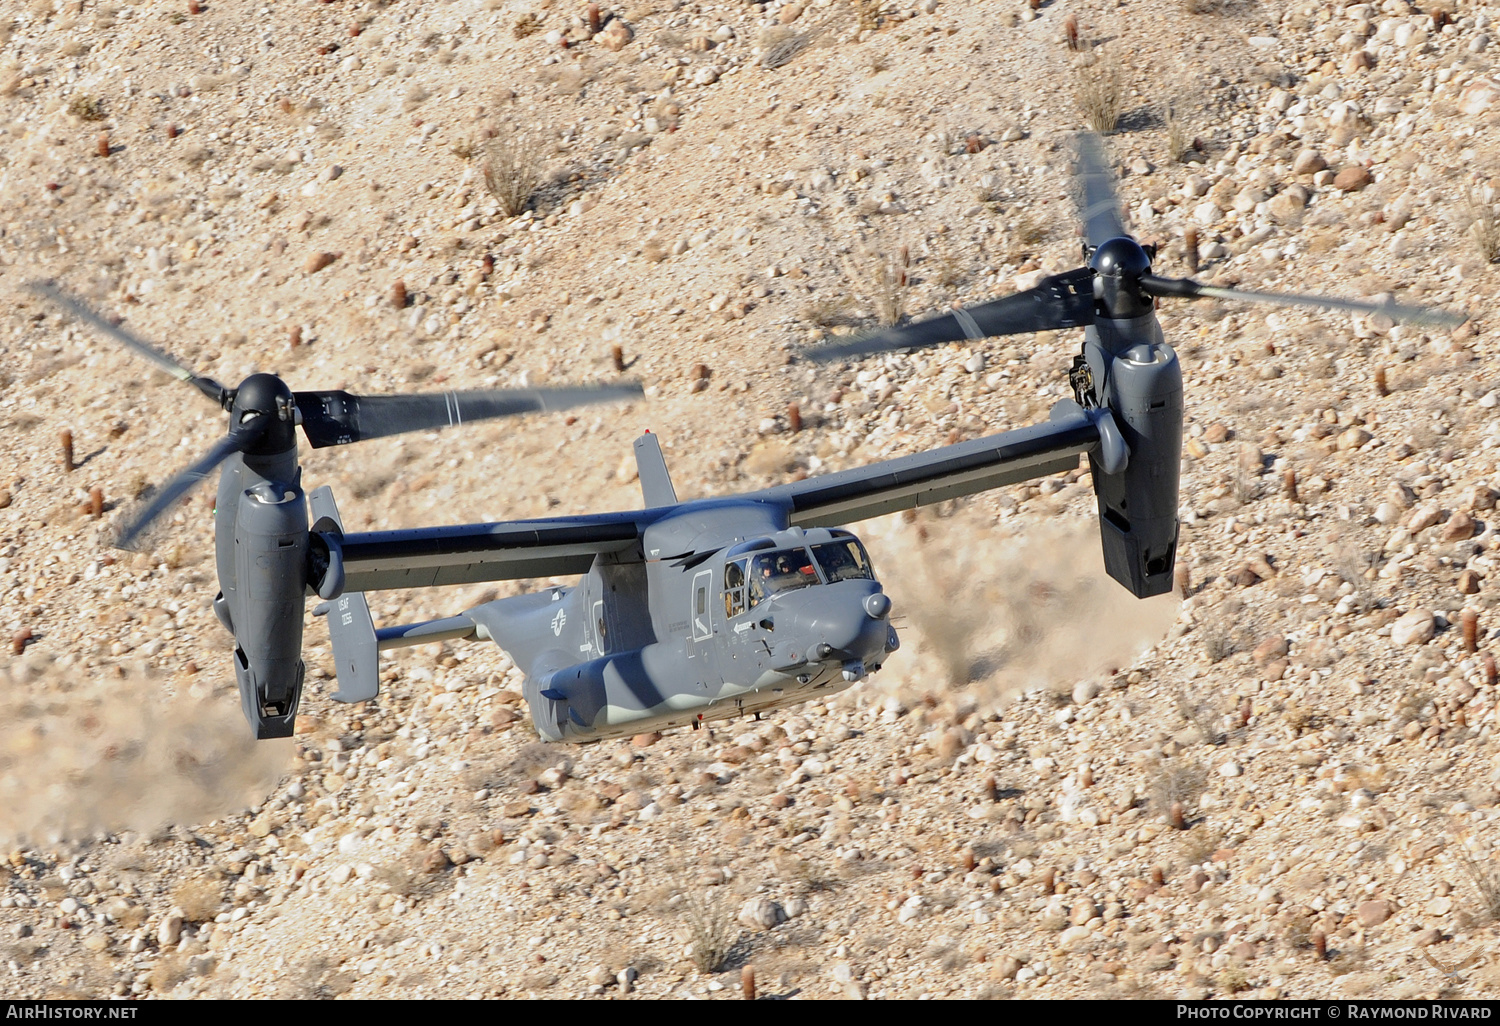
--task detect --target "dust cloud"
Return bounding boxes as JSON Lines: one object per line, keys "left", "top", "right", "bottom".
{"left": 863, "top": 509, "right": 1180, "bottom": 710}
{"left": 0, "top": 659, "right": 291, "bottom": 846}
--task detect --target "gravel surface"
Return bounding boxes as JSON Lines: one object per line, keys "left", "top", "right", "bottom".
{"left": 3, "top": 0, "right": 1500, "bottom": 1001}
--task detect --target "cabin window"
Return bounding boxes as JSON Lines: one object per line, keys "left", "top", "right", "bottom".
{"left": 724, "top": 559, "right": 747, "bottom": 617}
{"left": 747, "top": 548, "right": 820, "bottom": 607}
{"left": 811, "top": 539, "right": 875, "bottom": 583}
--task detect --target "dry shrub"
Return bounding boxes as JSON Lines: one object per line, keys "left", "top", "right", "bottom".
{"left": 67, "top": 93, "right": 105, "bottom": 121}
{"left": 842, "top": 244, "right": 908, "bottom": 326}
{"left": 1463, "top": 191, "right": 1500, "bottom": 264}
{"left": 673, "top": 883, "right": 739, "bottom": 974}
{"left": 1149, "top": 758, "right": 1207, "bottom": 817}
{"left": 1073, "top": 48, "right": 1125, "bottom": 134}
{"left": 481, "top": 130, "right": 547, "bottom": 217}
{"left": 170, "top": 876, "right": 223, "bottom": 922}
{"left": 1164, "top": 100, "right": 1192, "bottom": 163}
{"left": 760, "top": 31, "right": 808, "bottom": 70}
{"left": 1451, "top": 829, "right": 1500, "bottom": 925}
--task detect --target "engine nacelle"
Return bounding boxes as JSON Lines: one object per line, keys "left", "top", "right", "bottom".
{"left": 231, "top": 479, "right": 309, "bottom": 738}
{"left": 1083, "top": 323, "right": 1183, "bottom": 598}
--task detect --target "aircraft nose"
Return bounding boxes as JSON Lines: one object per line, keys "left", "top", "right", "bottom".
{"left": 810, "top": 599, "right": 892, "bottom": 662}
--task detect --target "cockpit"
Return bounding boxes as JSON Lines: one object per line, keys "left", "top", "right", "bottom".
{"left": 722, "top": 533, "right": 876, "bottom": 618}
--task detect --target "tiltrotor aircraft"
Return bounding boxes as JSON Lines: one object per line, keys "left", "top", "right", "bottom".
{"left": 35, "top": 134, "right": 1462, "bottom": 743}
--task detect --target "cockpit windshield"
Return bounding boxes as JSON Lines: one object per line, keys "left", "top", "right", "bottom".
{"left": 811, "top": 539, "right": 875, "bottom": 582}
{"left": 748, "top": 548, "right": 820, "bottom": 606}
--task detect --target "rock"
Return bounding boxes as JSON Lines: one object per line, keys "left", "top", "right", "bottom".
{"left": 1391, "top": 609, "right": 1436, "bottom": 646}
{"left": 1267, "top": 191, "right": 1305, "bottom": 222}
{"left": 631, "top": 731, "right": 661, "bottom": 748}
{"left": 1344, "top": 50, "right": 1375, "bottom": 73}
{"left": 597, "top": 20, "right": 633, "bottom": 52}
{"left": 777, "top": 3, "right": 804, "bottom": 24}
{"left": 738, "top": 897, "right": 785, "bottom": 931}
{"left": 1441, "top": 512, "right": 1475, "bottom": 542}
{"left": 1070, "top": 899, "right": 1098, "bottom": 926}
{"left": 995, "top": 954, "right": 1021, "bottom": 980}
{"left": 1406, "top": 503, "right": 1443, "bottom": 533}
{"left": 304, "top": 251, "right": 341, "bottom": 274}
{"left": 1458, "top": 569, "right": 1482, "bottom": 595}
{"left": 1072, "top": 679, "right": 1100, "bottom": 704}
{"left": 1229, "top": 565, "right": 1264, "bottom": 588}
{"left": 1357, "top": 899, "right": 1391, "bottom": 927}
{"left": 1058, "top": 924, "right": 1093, "bottom": 951}
{"left": 1252, "top": 635, "right": 1289, "bottom": 666}
{"left": 1193, "top": 201, "right": 1223, "bottom": 225}
{"left": 158, "top": 914, "right": 183, "bottom": 948}
{"left": 1334, "top": 166, "right": 1374, "bottom": 192}
{"left": 1337, "top": 427, "right": 1372, "bottom": 450}
{"left": 1203, "top": 423, "right": 1231, "bottom": 443}
{"left": 1459, "top": 77, "right": 1500, "bottom": 115}
{"left": 1469, "top": 484, "right": 1498, "bottom": 511}
{"left": 1415, "top": 927, "right": 1444, "bottom": 947}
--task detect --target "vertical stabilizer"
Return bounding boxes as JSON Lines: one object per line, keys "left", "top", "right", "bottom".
{"left": 633, "top": 432, "right": 678, "bottom": 508}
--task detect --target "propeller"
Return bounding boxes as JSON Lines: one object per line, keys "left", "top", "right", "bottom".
{"left": 29, "top": 282, "right": 229, "bottom": 404}
{"left": 114, "top": 420, "right": 268, "bottom": 551}
{"left": 807, "top": 132, "right": 1464, "bottom": 363}
{"left": 1076, "top": 130, "right": 1129, "bottom": 251}
{"left": 30, "top": 283, "right": 644, "bottom": 548}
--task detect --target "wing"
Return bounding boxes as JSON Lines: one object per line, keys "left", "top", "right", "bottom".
{"left": 336, "top": 511, "right": 652, "bottom": 593}
{"left": 330, "top": 402, "right": 1111, "bottom": 592}
{"left": 754, "top": 401, "right": 1105, "bottom": 528}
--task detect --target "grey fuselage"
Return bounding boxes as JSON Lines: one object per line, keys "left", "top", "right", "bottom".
{"left": 464, "top": 503, "right": 898, "bottom": 742}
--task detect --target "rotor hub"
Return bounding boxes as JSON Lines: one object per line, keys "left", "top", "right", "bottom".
{"left": 231, "top": 373, "right": 299, "bottom": 455}
{"left": 1088, "top": 237, "right": 1155, "bottom": 320}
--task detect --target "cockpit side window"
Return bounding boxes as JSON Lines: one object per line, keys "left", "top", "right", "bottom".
{"left": 811, "top": 540, "right": 876, "bottom": 583}
{"left": 724, "top": 559, "right": 747, "bottom": 617}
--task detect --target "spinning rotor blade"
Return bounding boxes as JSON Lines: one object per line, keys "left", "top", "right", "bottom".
{"left": 1140, "top": 275, "right": 1466, "bottom": 329}
{"left": 1075, "top": 132, "right": 1130, "bottom": 249}
{"left": 115, "top": 418, "right": 270, "bottom": 551}
{"left": 809, "top": 268, "right": 1097, "bottom": 362}
{"left": 27, "top": 282, "right": 228, "bottom": 404}
{"left": 293, "top": 382, "right": 645, "bottom": 448}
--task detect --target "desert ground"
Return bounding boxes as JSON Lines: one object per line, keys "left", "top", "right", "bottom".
{"left": 2, "top": 0, "right": 1500, "bottom": 1001}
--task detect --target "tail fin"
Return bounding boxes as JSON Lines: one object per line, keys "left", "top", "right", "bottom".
{"left": 633, "top": 431, "right": 678, "bottom": 508}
